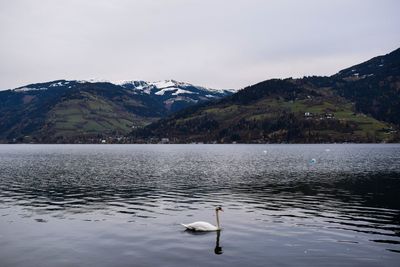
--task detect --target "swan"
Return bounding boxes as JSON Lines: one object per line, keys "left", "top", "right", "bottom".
{"left": 181, "top": 206, "right": 223, "bottom": 231}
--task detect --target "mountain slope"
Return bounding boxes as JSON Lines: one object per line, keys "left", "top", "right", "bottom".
{"left": 332, "top": 48, "right": 400, "bottom": 125}
{"left": 0, "top": 80, "right": 232, "bottom": 142}
{"left": 132, "top": 49, "right": 400, "bottom": 143}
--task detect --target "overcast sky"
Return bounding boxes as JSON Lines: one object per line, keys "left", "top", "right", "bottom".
{"left": 0, "top": 0, "right": 399, "bottom": 90}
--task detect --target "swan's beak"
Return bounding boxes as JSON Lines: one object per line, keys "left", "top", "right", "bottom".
{"left": 220, "top": 208, "right": 224, "bottom": 212}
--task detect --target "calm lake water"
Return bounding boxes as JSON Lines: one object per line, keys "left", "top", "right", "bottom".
{"left": 0, "top": 144, "right": 400, "bottom": 267}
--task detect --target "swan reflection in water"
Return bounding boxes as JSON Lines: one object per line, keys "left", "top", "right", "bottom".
{"left": 183, "top": 230, "right": 223, "bottom": 255}
{"left": 214, "top": 231, "right": 223, "bottom": 255}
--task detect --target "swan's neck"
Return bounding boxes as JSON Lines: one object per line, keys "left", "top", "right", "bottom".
{"left": 216, "top": 210, "right": 221, "bottom": 229}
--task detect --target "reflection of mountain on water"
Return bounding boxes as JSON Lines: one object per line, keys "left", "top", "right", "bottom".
{"left": 0, "top": 144, "right": 399, "bottom": 245}
{"left": 231, "top": 172, "right": 400, "bottom": 210}
{"left": 2, "top": 169, "right": 399, "bottom": 211}
{"left": 2, "top": 170, "right": 399, "bottom": 243}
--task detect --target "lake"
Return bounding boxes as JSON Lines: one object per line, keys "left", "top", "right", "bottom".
{"left": 0, "top": 144, "right": 399, "bottom": 267}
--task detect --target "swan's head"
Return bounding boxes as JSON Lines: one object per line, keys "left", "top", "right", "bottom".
{"left": 215, "top": 206, "right": 223, "bottom": 212}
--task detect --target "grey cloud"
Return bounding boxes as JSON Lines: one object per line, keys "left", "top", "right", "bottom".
{"left": 0, "top": 0, "right": 399, "bottom": 90}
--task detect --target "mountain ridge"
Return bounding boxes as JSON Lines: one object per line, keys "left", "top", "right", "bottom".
{"left": 0, "top": 79, "right": 232, "bottom": 143}
{"left": 1, "top": 48, "right": 399, "bottom": 143}
{"left": 131, "top": 48, "right": 400, "bottom": 143}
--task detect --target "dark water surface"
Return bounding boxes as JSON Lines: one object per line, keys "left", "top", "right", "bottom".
{"left": 0, "top": 144, "right": 400, "bottom": 267}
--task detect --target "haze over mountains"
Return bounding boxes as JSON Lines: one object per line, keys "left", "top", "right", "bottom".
{"left": 0, "top": 48, "right": 399, "bottom": 143}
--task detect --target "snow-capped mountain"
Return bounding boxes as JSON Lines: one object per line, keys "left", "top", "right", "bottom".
{"left": 117, "top": 79, "right": 231, "bottom": 94}
{"left": 12, "top": 79, "right": 234, "bottom": 112}
{"left": 116, "top": 79, "right": 234, "bottom": 112}
{"left": 1, "top": 79, "right": 234, "bottom": 142}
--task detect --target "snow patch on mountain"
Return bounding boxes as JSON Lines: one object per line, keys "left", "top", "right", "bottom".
{"left": 172, "top": 89, "right": 196, "bottom": 95}
{"left": 78, "top": 78, "right": 111, "bottom": 84}
{"left": 155, "top": 87, "right": 179, "bottom": 96}
{"left": 49, "top": 81, "right": 69, "bottom": 87}
{"left": 14, "top": 87, "right": 48, "bottom": 92}
{"left": 149, "top": 80, "right": 177, "bottom": 89}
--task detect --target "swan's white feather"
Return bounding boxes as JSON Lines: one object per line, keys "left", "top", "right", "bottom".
{"left": 181, "top": 221, "right": 219, "bottom": 231}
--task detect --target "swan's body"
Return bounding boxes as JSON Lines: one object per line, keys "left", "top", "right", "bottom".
{"left": 181, "top": 221, "right": 219, "bottom": 231}
{"left": 181, "top": 207, "right": 223, "bottom": 231}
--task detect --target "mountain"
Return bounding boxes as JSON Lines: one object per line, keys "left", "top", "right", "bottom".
{"left": 2, "top": 49, "right": 399, "bottom": 144}
{"left": 332, "top": 48, "right": 400, "bottom": 125}
{"left": 0, "top": 79, "right": 232, "bottom": 143}
{"left": 117, "top": 79, "right": 232, "bottom": 113}
{"left": 132, "top": 48, "right": 400, "bottom": 143}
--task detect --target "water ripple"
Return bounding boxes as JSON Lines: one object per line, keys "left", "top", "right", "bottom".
{"left": 0, "top": 144, "right": 400, "bottom": 266}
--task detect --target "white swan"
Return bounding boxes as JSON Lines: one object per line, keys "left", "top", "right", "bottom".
{"left": 181, "top": 206, "right": 223, "bottom": 231}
